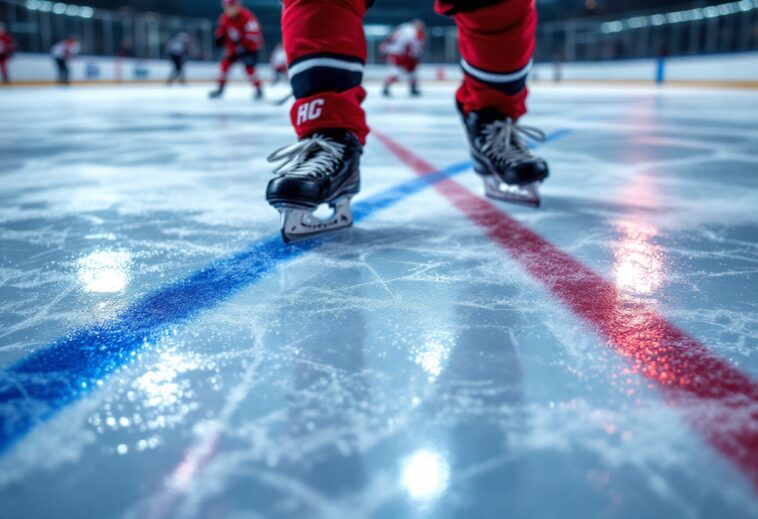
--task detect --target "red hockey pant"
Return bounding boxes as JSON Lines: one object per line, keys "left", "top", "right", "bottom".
{"left": 282, "top": 0, "right": 537, "bottom": 144}
{"left": 217, "top": 52, "right": 262, "bottom": 87}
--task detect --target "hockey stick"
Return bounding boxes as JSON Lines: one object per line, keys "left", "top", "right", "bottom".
{"left": 272, "top": 92, "right": 293, "bottom": 106}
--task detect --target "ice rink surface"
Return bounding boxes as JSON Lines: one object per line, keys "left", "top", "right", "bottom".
{"left": 1, "top": 82, "right": 757, "bottom": 519}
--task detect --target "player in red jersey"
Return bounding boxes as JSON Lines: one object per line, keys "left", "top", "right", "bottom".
{"left": 381, "top": 19, "right": 426, "bottom": 97}
{"left": 265, "top": 0, "right": 550, "bottom": 243}
{"left": 0, "top": 22, "right": 17, "bottom": 85}
{"left": 209, "top": 0, "right": 265, "bottom": 100}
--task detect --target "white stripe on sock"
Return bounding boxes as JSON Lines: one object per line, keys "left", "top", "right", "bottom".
{"left": 289, "top": 57, "right": 364, "bottom": 78}
{"left": 460, "top": 58, "right": 532, "bottom": 83}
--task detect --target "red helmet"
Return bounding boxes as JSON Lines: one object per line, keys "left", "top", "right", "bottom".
{"left": 222, "top": 0, "right": 241, "bottom": 7}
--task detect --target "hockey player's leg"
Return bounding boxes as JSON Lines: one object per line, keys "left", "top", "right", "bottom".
{"left": 410, "top": 78, "right": 420, "bottom": 97}
{"left": 438, "top": 0, "right": 549, "bottom": 207}
{"left": 167, "top": 57, "right": 178, "bottom": 85}
{"left": 266, "top": 0, "right": 370, "bottom": 243}
{"left": 60, "top": 59, "right": 70, "bottom": 85}
{"left": 383, "top": 74, "right": 397, "bottom": 97}
{"left": 171, "top": 56, "right": 186, "bottom": 85}
{"left": 209, "top": 55, "right": 235, "bottom": 98}
{"left": 243, "top": 52, "right": 264, "bottom": 100}
{"left": 54, "top": 58, "right": 65, "bottom": 85}
{"left": 408, "top": 61, "right": 421, "bottom": 97}
{"left": 245, "top": 65, "right": 264, "bottom": 99}
{"left": 383, "top": 58, "right": 400, "bottom": 97}
{"left": 0, "top": 58, "right": 8, "bottom": 84}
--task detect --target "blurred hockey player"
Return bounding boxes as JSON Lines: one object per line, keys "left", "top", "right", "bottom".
{"left": 209, "top": 0, "right": 264, "bottom": 100}
{"left": 270, "top": 43, "right": 288, "bottom": 85}
{"left": 266, "top": 0, "right": 549, "bottom": 243}
{"left": 166, "top": 33, "right": 192, "bottom": 86}
{"left": 51, "top": 37, "right": 80, "bottom": 85}
{"left": 380, "top": 19, "right": 426, "bottom": 97}
{"left": 0, "top": 22, "right": 16, "bottom": 84}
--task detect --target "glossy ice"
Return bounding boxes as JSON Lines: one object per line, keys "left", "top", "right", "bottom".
{"left": 0, "top": 83, "right": 757, "bottom": 519}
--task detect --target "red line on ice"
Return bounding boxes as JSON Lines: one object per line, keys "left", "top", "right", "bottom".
{"left": 373, "top": 130, "right": 758, "bottom": 492}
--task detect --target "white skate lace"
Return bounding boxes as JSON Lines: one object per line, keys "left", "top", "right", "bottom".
{"left": 480, "top": 118, "right": 546, "bottom": 168}
{"left": 267, "top": 135, "right": 345, "bottom": 178}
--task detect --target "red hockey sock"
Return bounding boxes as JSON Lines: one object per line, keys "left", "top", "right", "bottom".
{"left": 436, "top": 0, "right": 536, "bottom": 120}
{"left": 290, "top": 86, "right": 368, "bottom": 144}
{"left": 282, "top": 0, "right": 369, "bottom": 143}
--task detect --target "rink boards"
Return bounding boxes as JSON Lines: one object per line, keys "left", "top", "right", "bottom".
{"left": 3, "top": 50, "right": 758, "bottom": 87}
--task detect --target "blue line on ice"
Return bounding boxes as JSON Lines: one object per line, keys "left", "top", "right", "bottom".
{"left": 0, "top": 130, "right": 569, "bottom": 456}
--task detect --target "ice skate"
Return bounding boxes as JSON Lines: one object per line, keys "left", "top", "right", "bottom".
{"left": 266, "top": 130, "right": 362, "bottom": 244}
{"left": 461, "top": 108, "right": 549, "bottom": 207}
{"left": 254, "top": 86, "right": 264, "bottom": 100}
{"left": 410, "top": 81, "right": 421, "bottom": 97}
{"left": 209, "top": 87, "right": 224, "bottom": 99}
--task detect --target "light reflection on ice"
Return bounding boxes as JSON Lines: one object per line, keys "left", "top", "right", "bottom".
{"left": 77, "top": 250, "right": 132, "bottom": 293}
{"left": 135, "top": 350, "right": 197, "bottom": 409}
{"left": 412, "top": 331, "right": 453, "bottom": 382}
{"left": 612, "top": 221, "right": 664, "bottom": 296}
{"left": 401, "top": 449, "right": 451, "bottom": 500}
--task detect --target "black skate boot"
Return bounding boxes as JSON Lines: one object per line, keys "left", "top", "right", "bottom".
{"left": 266, "top": 129, "right": 362, "bottom": 243}
{"left": 208, "top": 85, "right": 225, "bottom": 99}
{"left": 382, "top": 84, "right": 391, "bottom": 97}
{"left": 410, "top": 81, "right": 421, "bottom": 97}
{"left": 254, "top": 86, "right": 264, "bottom": 100}
{"left": 460, "top": 107, "right": 549, "bottom": 207}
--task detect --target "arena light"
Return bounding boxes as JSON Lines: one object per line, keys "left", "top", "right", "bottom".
{"left": 628, "top": 17, "right": 647, "bottom": 28}
{"left": 600, "top": 0, "right": 755, "bottom": 34}
{"left": 718, "top": 4, "right": 734, "bottom": 14}
{"left": 25, "top": 0, "right": 96, "bottom": 18}
{"left": 600, "top": 21, "right": 624, "bottom": 34}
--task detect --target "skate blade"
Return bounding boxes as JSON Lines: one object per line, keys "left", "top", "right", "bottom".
{"left": 277, "top": 197, "right": 354, "bottom": 244}
{"left": 484, "top": 177, "right": 541, "bottom": 208}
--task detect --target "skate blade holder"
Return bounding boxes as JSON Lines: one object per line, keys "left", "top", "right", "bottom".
{"left": 277, "top": 196, "right": 354, "bottom": 244}
{"left": 483, "top": 176, "right": 541, "bottom": 208}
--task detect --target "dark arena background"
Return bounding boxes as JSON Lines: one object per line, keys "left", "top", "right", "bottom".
{"left": 0, "top": 1, "right": 757, "bottom": 518}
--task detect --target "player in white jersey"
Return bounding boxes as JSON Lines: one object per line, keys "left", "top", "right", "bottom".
{"left": 270, "top": 43, "right": 288, "bottom": 85}
{"left": 166, "top": 33, "right": 192, "bottom": 85}
{"left": 51, "top": 37, "right": 80, "bottom": 85}
{"left": 381, "top": 19, "right": 426, "bottom": 97}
